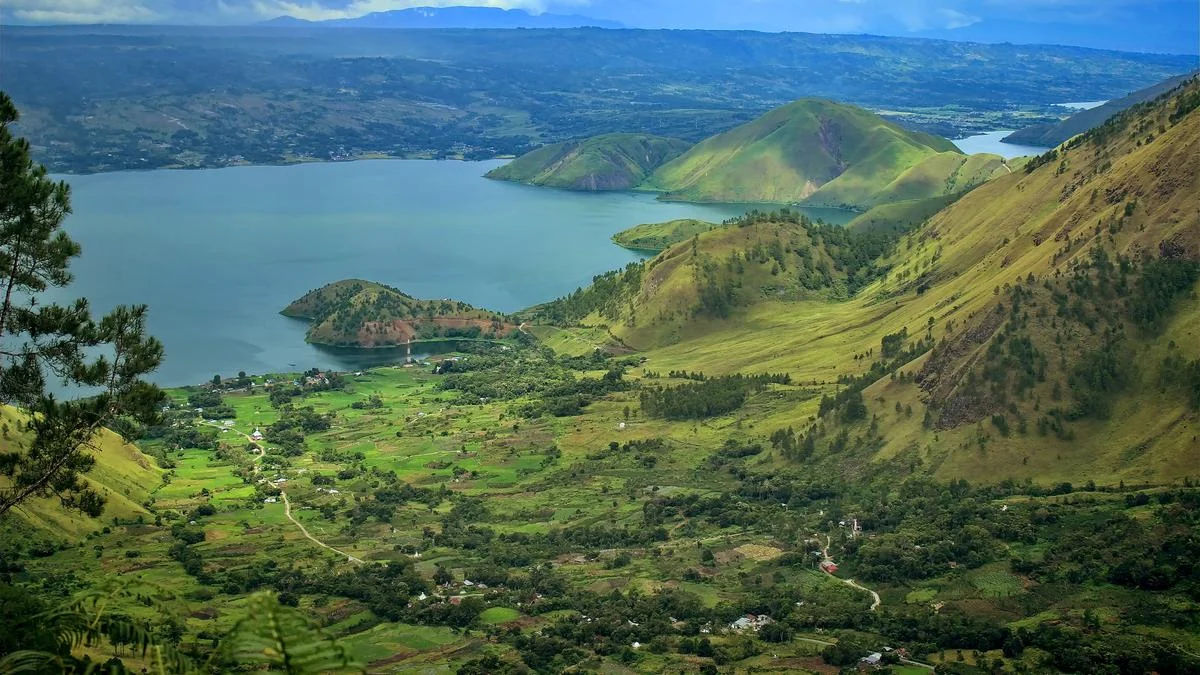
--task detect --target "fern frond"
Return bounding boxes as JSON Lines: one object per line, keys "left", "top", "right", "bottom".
{"left": 219, "top": 592, "right": 363, "bottom": 674}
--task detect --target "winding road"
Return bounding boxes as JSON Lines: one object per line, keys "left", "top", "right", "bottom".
{"left": 281, "top": 491, "right": 363, "bottom": 563}
{"left": 207, "top": 421, "right": 363, "bottom": 565}
{"left": 815, "top": 533, "right": 882, "bottom": 611}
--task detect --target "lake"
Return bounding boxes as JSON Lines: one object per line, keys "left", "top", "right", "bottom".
{"left": 54, "top": 160, "right": 847, "bottom": 388}
{"left": 952, "top": 131, "right": 1048, "bottom": 157}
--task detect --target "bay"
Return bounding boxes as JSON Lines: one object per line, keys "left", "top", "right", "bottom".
{"left": 952, "top": 131, "right": 1048, "bottom": 157}
{"left": 52, "top": 159, "right": 841, "bottom": 388}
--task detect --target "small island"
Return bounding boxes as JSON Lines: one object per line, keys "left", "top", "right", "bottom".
{"left": 282, "top": 279, "right": 517, "bottom": 347}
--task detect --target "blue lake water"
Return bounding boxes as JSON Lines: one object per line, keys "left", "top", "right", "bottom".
{"left": 53, "top": 160, "right": 847, "bottom": 388}
{"left": 952, "top": 131, "right": 1048, "bottom": 157}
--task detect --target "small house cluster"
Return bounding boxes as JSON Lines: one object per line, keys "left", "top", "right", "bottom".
{"left": 728, "top": 614, "right": 773, "bottom": 632}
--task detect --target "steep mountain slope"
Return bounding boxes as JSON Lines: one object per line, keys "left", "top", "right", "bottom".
{"left": 283, "top": 279, "right": 514, "bottom": 347}
{"left": 485, "top": 134, "right": 691, "bottom": 190}
{"left": 641, "top": 99, "right": 1009, "bottom": 208}
{"left": 534, "top": 80, "right": 1200, "bottom": 484}
{"left": 1004, "top": 71, "right": 1197, "bottom": 147}
{"left": 0, "top": 406, "right": 161, "bottom": 545}
{"left": 611, "top": 218, "right": 721, "bottom": 252}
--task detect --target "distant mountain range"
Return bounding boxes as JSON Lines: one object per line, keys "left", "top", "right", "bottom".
{"left": 1003, "top": 71, "right": 1199, "bottom": 147}
{"left": 263, "top": 7, "right": 622, "bottom": 29}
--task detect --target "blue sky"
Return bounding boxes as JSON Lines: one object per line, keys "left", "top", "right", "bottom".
{"left": 4, "top": 0, "right": 1198, "bottom": 54}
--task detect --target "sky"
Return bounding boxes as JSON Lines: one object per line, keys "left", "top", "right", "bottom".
{"left": 3, "top": 0, "right": 1199, "bottom": 54}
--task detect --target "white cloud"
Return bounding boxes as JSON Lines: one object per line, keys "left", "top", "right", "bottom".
{"left": 3, "top": 0, "right": 161, "bottom": 23}
{"left": 249, "top": 0, "right": 558, "bottom": 21}
{"left": 937, "top": 7, "right": 979, "bottom": 29}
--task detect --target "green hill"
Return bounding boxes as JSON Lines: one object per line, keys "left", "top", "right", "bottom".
{"left": 533, "top": 79, "right": 1200, "bottom": 485}
{"left": 485, "top": 133, "right": 691, "bottom": 190}
{"left": 282, "top": 279, "right": 515, "bottom": 347}
{"left": 1003, "top": 71, "right": 1197, "bottom": 147}
{"left": 611, "top": 218, "right": 721, "bottom": 252}
{"left": 0, "top": 406, "right": 161, "bottom": 546}
{"left": 641, "top": 98, "right": 1007, "bottom": 208}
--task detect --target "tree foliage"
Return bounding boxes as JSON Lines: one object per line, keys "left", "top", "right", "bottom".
{"left": 0, "top": 92, "right": 163, "bottom": 519}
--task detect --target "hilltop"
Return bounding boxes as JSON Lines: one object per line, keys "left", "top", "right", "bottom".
{"left": 282, "top": 279, "right": 516, "bottom": 347}
{"left": 642, "top": 99, "right": 1009, "bottom": 208}
{"left": 610, "top": 218, "right": 721, "bottom": 252}
{"left": 485, "top": 134, "right": 691, "bottom": 191}
{"left": 1004, "top": 71, "right": 1197, "bottom": 147}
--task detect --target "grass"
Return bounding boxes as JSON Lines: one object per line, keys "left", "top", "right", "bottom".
{"left": 644, "top": 98, "right": 962, "bottom": 207}
{"left": 487, "top": 133, "right": 691, "bottom": 190}
{"left": 970, "top": 571, "right": 1024, "bottom": 599}
{"left": 478, "top": 607, "right": 521, "bottom": 624}
{"left": 611, "top": 218, "right": 721, "bottom": 252}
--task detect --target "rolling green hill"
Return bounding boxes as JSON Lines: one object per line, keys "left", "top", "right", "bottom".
{"left": 610, "top": 218, "right": 721, "bottom": 252}
{"left": 640, "top": 98, "right": 1008, "bottom": 208}
{"left": 485, "top": 133, "right": 691, "bottom": 190}
{"left": 1003, "top": 71, "right": 1197, "bottom": 147}
{"left": 283, "top": 279, "right": 514, "bottom": 347}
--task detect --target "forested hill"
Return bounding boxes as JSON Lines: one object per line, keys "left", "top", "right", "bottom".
{"left": 282, "top": 279, "right": 515, "bottom": 347}
{"left": 1003, "top": 71, "right": 1198, "bottom": 147}
{"left": 485, "top": 134, "right": 690, "bottom": 190}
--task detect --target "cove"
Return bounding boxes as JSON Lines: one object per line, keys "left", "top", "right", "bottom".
{"left": 52, "top": 159, "right": 838, "bottom": 388}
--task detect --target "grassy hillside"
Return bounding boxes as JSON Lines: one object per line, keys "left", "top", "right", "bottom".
{"left": 0, "top": 406, "right": 161, "bottom": 546}
{"left": 845, "top": 194, "right": 963, "bottom": 234}
{"left": 283, "top": 279, "right": 515, "bottom": 347}
{"left": 485, "top": 133, "right": 691, "bottom": 190}
{"left": 536, "top": 79, "right": 1200, "bottom": 485}
{"left": 1004, "top": 71, "right": 1197, "bottom": 147}
{"left": 641, "top": 98, "right": 1009, "bottom": 209}
{"left": 611, "top": 218, "right": 721, "bottom": 252}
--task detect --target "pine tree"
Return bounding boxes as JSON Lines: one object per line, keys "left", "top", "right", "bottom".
{"left": 0, "top": 92, "right": 164, "bottom": 518}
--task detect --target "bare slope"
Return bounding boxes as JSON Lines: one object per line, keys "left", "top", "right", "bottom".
{"left": 485, "top": 133, "right": 691, "bottom": 190}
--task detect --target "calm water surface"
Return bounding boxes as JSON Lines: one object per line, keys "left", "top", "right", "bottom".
{"left": 953, "top": 131, "right": 1048, "bottom": 157}
{"left": 54, "top": 160, "right": 848, "bottom": 388}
